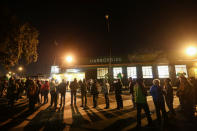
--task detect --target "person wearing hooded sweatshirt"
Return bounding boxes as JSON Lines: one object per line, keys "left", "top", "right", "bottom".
{"left": 150, "top": 79, "right": 167, "bottom": 122}
{"left": 134, "top": 78, "right": 152, "bottom": 128}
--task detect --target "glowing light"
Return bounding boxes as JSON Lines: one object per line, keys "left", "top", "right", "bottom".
{"left": 65, "top": 56, "right": 73, "bottom": 63}
{"left": 186, "top": 46, "right": 197, "bottom": 56}
{"left": 105, "top": 14, "right": 109, "bottom": 20}
{"left": 18, "top": 67, "right": 23, "bottom": 71}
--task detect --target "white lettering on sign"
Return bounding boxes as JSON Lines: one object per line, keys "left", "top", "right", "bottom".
{"left": 90, "top": 58, "right": 122, "bottom": 63}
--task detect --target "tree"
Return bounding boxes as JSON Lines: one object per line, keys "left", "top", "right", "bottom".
{"left": 0, "top": 7, "right": 39, "bottom": 69}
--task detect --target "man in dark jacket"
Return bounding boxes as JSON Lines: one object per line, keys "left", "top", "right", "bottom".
{"left": 150, "top": 79, "right": 167, "bottom": 122}
{"left": 70, "top": 78, "right": 79, "bottom": 106}
{"left": 114, "top": 79, "right": 123, "bottom": 109}
{"left": 79, "top": 79, "right": 88, "bottom": 108}
{"left": 91, "top": 79, "right": 99, "bottom": 108}
{"left": 59, "top": 79, "right": 67, "bottom": 107}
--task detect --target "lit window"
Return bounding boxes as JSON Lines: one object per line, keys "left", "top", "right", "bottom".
{"left": 157, "top": 66, "right": 169, "bottom": 78}
{"left": 97, "top": 68, "right": 108, "bottom": 79}
{"left": 175, "top": 65, "right": 188, "bottom": 78}
{"left": 113, "top": 67, "right": 122, "bottom": 79}
{"left": 142, "top": 66, "right": 153, "bottom": 78}
{"left": 127, "top": 67, "right": 137, "bottom": 78}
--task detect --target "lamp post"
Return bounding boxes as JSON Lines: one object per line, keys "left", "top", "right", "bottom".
{"left": 105, "top": 13, "right": 113, "bottom": 82}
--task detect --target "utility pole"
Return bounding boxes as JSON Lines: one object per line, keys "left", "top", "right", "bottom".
{"left": 105, "top": 13, "right": 112, "bottom": 82}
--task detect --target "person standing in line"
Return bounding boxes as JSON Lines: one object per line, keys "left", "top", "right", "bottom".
{"left": 70, "top": 78, "right": 79, "bottom": 106}
{"left": 189, "top": 77, "right": 197, "bottom": 111}
{"left": 150, "top": 79, "right": 167, "bottom": 122}
{"left": 36, "top": 80, "right": 42, "bottom": 104}
{"left": 128, "top": 77, "right": 136, "bottom": 108}
{"left": 28, "top": 80, "right": 37, "bottom": 110}
{"left": 50, "top": 79, "right": 57, "bottom": 108}
{"left": 114, "top": 79, "right": 123, "bottom": 110}
{"left": 178, "top": 75, "right": 195, "bottom": 120}
{"left": 91, "top": 79, "right": 99, "bottom": 108}
{"left": 59, "top": 79, "right": 67, "bottom": 108}
{"left": 7, "top": 77, "right": 17, "bottom": 108}
{"left": 79, "top": 79, "right": 88, "bottom": 109}
{"left": 102, "top": 79, "right": 110, "bottom": 109}
{"left": 163, "top": 78, "right": 176, "bottom": 115}
{"left": 134, "top": 78, "right": 152, "bottom": 128}
{"left": 41, "top": 80, "right": 49, "bottom": 104}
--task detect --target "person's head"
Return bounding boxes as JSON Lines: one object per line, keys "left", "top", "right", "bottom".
{"left": 129, "top": 77, "right": 132, "bottom": 82}
{"left": 74, "top": 78, "right": 77, "bottom": 83}
{"left": 179, "top": 75, "right": 187, "bottom": 83}
{"left": 62, "top": 79, "right": 65, "bottom": 83}
{"left": 178, "top": 74, "right": 186, "bottom": 81}
{"left": 117, "top": 79, "right": 121, "bottom": 83}
{"left": 136, "top": 78, "right": 144, "bottom": 86}
{"left": 153, "top": 79, "right": 160, "bottom": 86}
{"left": 164, "top": 78, "right": 171, "bottom": 85}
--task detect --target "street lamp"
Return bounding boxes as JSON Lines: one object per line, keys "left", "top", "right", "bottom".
{"left": 186, "top": 46, "right": 197, "bottom": 56}
{"left": 18, "top": 67, "right": 23, "bottom": 71}
{"left": 65, "top": 56, "right": 73, "bottom": 63}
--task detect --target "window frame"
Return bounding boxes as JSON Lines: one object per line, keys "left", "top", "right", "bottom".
{"left": 142, "top": 66, "right": 153, "bottom": 78}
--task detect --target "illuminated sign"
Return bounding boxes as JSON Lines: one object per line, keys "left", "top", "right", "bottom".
{"left": 90, "top": 57, "right": 122, "bottom": 63}
{"left": 51, "top": 66, "right": 60, "bottom": 74}
{"left": 66, "top": 69, "right": 79, "bottom": 73}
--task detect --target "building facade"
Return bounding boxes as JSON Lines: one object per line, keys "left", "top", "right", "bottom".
{"left": 50, "top": 52, "right": 197, "bottom": 86}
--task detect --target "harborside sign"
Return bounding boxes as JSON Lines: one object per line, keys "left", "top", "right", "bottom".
{"left": 89, "top": 57, "right": 122, "bottom": 64}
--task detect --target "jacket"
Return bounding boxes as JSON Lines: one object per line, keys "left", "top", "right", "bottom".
{"left": 150, "top": 85, "right": 164, "bottom": 102}
{"left": 70, "top": 81, "right": 79, "bottom": 92}
{"left": 134, "top": 84, "right": 147, "bottom": 103}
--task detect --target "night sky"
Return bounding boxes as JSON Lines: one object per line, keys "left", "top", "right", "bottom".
{"left": 2, "top": 1, "right": 197, "bottom": 75}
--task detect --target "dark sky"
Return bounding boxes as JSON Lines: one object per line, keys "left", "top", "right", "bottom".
{"left": 2, "top": 1, "right": 197, "bottom": 75}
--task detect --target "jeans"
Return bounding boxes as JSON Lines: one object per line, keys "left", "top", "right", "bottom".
{"left": 60, "top": 92, "right": 65, "bottom": 106}
{"left": 104, "top": 93, "right": 109, "bottom": 108}
{"left": 50, "top": 91, "right": 57, "bottom": 107}
{"left": 71, "top": 91, "right": 76, "bottom": 105}
{"left": 115, "top": 93, "right": 123, "bottom": 109}
{"left": 153, "top": 100, "right": 167, "bottom": 120}
{"left": 81, "top": 93, "right": 87, "bottom": 107}
{"left": 165, "top": 96, "right": 175, "bottom": 114}
{"left": 93, "top": 94, "right": 98, "bottom": 107}
{"left": 136, "top": 103, "right": 152, "bottom": 126}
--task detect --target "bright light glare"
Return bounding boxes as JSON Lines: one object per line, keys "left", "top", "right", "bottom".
{"left": 66, "top": 56, "right": 73, "bottom": 63}
{"left": 18, "top": 67, "right": 23, "bottom": 71}
{"left": 186, "top": 46, "right": 197, "bottom": 56}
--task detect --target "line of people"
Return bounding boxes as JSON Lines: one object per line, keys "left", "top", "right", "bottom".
{"left": 128, "top": 74, "right": 197, "bottom": 128}
{"left": 3, "top": 74, "right": 197, "bottom": 128}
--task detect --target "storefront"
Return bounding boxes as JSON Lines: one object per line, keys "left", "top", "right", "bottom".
{"left": 50, "top": 54, "right": 196, "bottom": 85}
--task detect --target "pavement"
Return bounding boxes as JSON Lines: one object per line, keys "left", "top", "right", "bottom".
{"left": 0, "top": 91, "right": 196, "bottom": 131}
